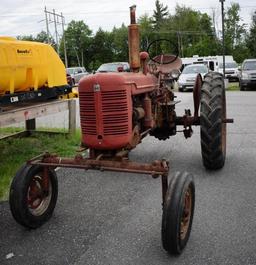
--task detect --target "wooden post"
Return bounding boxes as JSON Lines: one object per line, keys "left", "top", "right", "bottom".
{"left": 25, "top": 119, "right": 36, "bottom": 133}
{"left": 68, "top": 99, "right": 76, "bottom": 135}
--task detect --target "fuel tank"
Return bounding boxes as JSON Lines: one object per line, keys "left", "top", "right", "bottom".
{"left": 79, "top": 72, "right": 158, "bottom": 150}
{"left": 0, "top": 37, "right": 67, "bottom": 96}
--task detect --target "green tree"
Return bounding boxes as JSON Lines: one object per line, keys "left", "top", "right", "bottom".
{"left": 224, "top": 3, "right": 247, "bottom": 55}
{"left": 90, "top": 28, "right": 114, "bottom": 70}
{"left": 246, "top": 14, "right": 256, "bottom": 58}
{"left": 153, "top": 0, "right": 169, "bottom": 29}
{"left": 35, "top": 31, "right": 51, "bottom": 43}
{"left": 16, "top": 35, "right": 35, "bottom": 41}
{"left": 162, "top": 5, "right": 217, "bottom": 57}
{"left": 16, "top": 32, "right": 57, "bottom": 51}
{"left": 138, "top": 14, "right": 154, "bottom": 50}
{"left": 112, "top": 24, "right": 129, "bottom": 62}
{"left": 60, "top": 20, "right": 92, "bottom": 68}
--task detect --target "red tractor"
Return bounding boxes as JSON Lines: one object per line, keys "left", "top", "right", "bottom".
{"left": 9, "top": 6, "right": 233, "bottom": 255}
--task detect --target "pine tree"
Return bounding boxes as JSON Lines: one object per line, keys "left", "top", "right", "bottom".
{"left": 153, "top": 0, "right": 169, "bottom": 29}
{"left": 247, "top": 12, "right": 256, "bottom": 58}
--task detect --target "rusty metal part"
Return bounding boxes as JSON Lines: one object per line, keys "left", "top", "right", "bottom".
{"left": 171, "top": 73, "right": 202, "bottom": 137}
{"left": 143, "top": 94, "right": 154, "bottom": 128}
{"left": 176, "top": 116, "right": 233, "bottom": 126}
{"left": 193, "top": 74, "right": 202, "bottom": 120}
{"left": 27, "top": 171, "right": 52, "bottom": 216}
{"left": 28, "top": 153, "right": 170, "bottom": 206}
{"left": 140, "top": 52, "right": 149, "bottom": 75}
{"left": 223, "top": 118, "right": 234, "bottom": 123}
{"left": 180, "top": 185, "right": 193, "bottom": 240}
{"left": 152, "top": 55, "right": 182, "bottom": 74}
{"left": 140, "top": 128, "right": 151, "bottom": 138}
{"left": 28, "top": 153, "right": 169, "bottom": 178}
{"left": 133, "top": 107, "right": 145, "bottom": 120}
{"left": 115, "top": 150, "right": 129, "bottom": 158}
{"left": 128, "top": 6, "right": 140, "bottom": 72}
{"left": 160, "top": 159, "right": 169, "bottom": 206}
{"left": 129, "top": 5, "right": 136, "bottom": 24}
{"left": 127, "top": 125, "right": 141, "bottom": 149}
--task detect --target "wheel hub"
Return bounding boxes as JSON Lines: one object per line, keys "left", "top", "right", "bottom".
{"left": 180, "top": 186, "right": 192, "bottom": 240}
{"left": 27, "top": 174, "right": 52, "bottom": 216}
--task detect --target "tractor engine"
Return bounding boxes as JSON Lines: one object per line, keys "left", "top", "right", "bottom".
{"left": 79, "top": 5, "right": 178, "bottom": 153}
{"left": 79, "top": 70, "right": 160, "bottom": 150}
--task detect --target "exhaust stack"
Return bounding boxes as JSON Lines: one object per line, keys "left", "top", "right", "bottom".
{"left": 128, "top": 5, "right": 140, "bottom": 72}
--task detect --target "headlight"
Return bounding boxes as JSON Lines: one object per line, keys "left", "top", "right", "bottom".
{"left": 242, "top": 72, "right": 249, "bottom": 79}
{"left": 170, "top": 69, "right": 180, "bottom": 79}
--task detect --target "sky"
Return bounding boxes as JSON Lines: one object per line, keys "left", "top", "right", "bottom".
{"left": 0, "top": 0, "right": 256, "bottom": 38}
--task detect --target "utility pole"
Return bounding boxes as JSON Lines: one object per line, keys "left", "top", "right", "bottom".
{"left": 61, "top": 13, "right": 68, "bottom": 68}
{"left": 44, "top": 7, "right": 68, "bottom": 67}
{"left": 44, "top": 7, "right": 50, "bottom": 44}
{"left": 220, "top": 0, "right": 225, "bottom": 77}
{"left": 180, "top": 32, "right": 184, "bottom": 58}
{"left": 53, "top": 9, "right": 59, "bottom": 54}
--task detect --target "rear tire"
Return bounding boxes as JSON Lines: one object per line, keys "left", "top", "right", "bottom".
{"left": 9, "top": 164, "right": 58, "bottom": 229}
{"left": 162, "top": 172, "right": 195, "bottom": 255}
{"left": 200, "top": 72, "right": 226, "bottom": 170}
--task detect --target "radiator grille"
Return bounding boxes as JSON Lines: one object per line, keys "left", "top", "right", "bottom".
{"left": 80, "top": 91, "right": 97, "bottom": 135}
{"left": 102, "top": 90, "right": 129, "bottom": 135}
{"left": 250, "top": 73, "right": 256, "bottom": 80}
{"left": 80, "top": 89, "right": 129, "bottom": 136}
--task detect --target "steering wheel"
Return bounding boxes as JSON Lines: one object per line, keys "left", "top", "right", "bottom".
{"left": 146, "top": 39, "right": 179, "bottom": 64}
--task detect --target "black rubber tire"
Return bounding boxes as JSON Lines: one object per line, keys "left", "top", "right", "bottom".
{"left": 162, "top": 172, "right": 195, "bottom": 255}
{"left": 179, "top": 87, "right": 184, "bottom": 92}
{"left": 200, "top": 72, "right": 226, "bottom": 170}
{"left": 9, "top": 164, "right": 58, "bottom": 229}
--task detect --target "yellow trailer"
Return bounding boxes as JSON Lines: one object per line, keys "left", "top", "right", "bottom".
{"left": 0, "top": 36, "right": 71, "bottom": 105}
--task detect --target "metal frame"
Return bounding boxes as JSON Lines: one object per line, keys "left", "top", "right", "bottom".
{"left": 0, "top": 99, "right": 76, "bottom": 139}
{"left": 0, "top": 85, "right": 71, "bottom": 106}
{"left": 28, "top": 152, "right": 170, "bottom": 205}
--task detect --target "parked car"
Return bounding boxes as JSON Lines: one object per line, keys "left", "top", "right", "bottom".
{"left": 178, "top": 64, "right": 208, "bottom": 92}
{"left": 96, "top": 62, "right": 130, "bottom": 73}
{"left": 66, "top": 67, "right": 88, "bottom": 85}
{"left": 239, "top": 59, "right": 256, "bottom": 91}
{"left": 218, "top": 61, "right": 239, "bottom": 81}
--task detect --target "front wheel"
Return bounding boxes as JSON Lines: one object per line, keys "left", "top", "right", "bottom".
{"left": 162, "top": 172, "right": 195, "bottom": 255}
{"left": 200, "top": 72, "right": 226, "bottom": 170}
{"left": 9, "top": 164, "right": 58, "bottom": 229}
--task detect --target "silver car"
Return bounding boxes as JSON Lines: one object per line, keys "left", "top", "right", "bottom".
{"left": 178, "top": 64, "right": 208, "bottom": 92}
{"left": 239, "top": 59, "right": 256, "bottom": 91}
{"left": 66, "top": 67, "right": 88, "bottom": 85}
{"left": 218, "top": 61, "right": 239, "bottom": 81}
{"left": 96, "top": 62, "right": 130, "bottom": 73}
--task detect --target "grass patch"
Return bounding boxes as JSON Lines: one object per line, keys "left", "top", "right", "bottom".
{"left": 227, "top": 82, "right": 239, "bottom": 91}
{"left": 0, "top": 130, "right": 81, "bottom": 200}
{"left": 0, "top": 127, "right": 25, "bottom": 138}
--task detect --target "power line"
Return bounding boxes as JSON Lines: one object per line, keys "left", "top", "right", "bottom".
{"left": 151, "top": 30, "right": 215, "bottom": 36}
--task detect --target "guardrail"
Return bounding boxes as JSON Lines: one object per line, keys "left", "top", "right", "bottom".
{"left": 0, "top": 99, "right": 76, "bottom": 139}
